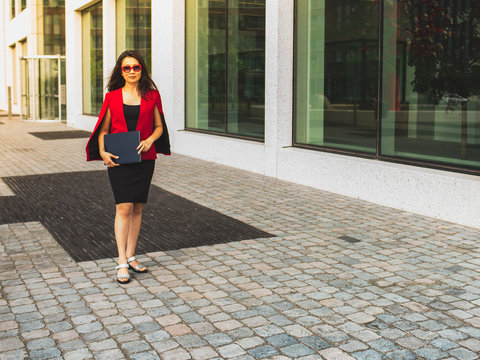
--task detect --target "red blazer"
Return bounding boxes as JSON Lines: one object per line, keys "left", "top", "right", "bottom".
{"left": 86, "top": 88, "right": 171, "bottom": 161}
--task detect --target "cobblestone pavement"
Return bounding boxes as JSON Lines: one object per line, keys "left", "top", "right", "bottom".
{"left": 1, "top": 116, "right": 480, "bottom": 360}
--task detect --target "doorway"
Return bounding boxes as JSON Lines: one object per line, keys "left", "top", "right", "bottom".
{"left": 20, "top": 55, "right": 66, "bottom": 122}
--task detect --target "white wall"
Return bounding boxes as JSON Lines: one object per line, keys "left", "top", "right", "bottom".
{"left": 65, "top": 0, "right": 480, "bottom": 229}
{"left": 1, "top": 0, "right": 37, "bottom": 114}
{"left": 0, "top": 1, "right": 7, "bottom": 111}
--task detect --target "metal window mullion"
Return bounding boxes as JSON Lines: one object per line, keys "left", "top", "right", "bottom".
{"left": 224, "top": 0, "right": 229, "bottom": 134}
{"left": 58, "top": 56, "right": 62, "bottom": 122}
{"left": 376, "top": 0, "right": 384, "bottom": 158}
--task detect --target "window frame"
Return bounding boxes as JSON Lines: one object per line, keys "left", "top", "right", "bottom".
{"left": 292, "top": 0, "right": 480, "bottom": 176}
{"left": 184, "top": 0, "right": 266, "bottom": 142}
{"left": 81, "top": 1, "right": 103, "bottom": 116}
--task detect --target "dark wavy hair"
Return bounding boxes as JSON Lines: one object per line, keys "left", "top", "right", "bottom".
{"left": 106, "top": 50, "right": 157, "bottom": 98}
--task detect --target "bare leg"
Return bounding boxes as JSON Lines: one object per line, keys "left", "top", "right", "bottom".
{"left": 115, "top": 203, "right": 134, "bottom": 281}
{"left": 126, "top": 203, "right": 146, "bottom": 271}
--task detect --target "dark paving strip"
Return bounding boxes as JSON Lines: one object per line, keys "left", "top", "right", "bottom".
{"left": 0, "top": 122, "right": 4, "bottom": 124}
{"left": 0, "top": 170, "right": 273, "bottom": 262}
{"left": 339, "top": 235, "right": 361, "bottom": 243}
{"left": 29, "top": 130, "right": 92, "bottom": 140}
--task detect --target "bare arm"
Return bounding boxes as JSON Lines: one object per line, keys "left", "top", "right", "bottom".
{"left": 97, "top": 108, "right": 120, "bottom": 167}
{"left": 137, "top": 105, "right": 164, "bottom": 154}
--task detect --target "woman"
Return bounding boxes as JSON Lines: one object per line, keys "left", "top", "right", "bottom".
{"left": 86, "top": 50, "right": 170, "bottom": 284}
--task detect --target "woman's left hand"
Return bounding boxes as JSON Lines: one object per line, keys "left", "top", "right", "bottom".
{"left": 137, "top": 140, "right": 153, "bottom": 154}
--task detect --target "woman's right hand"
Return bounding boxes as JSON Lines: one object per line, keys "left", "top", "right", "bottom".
{"left": 100, "top": 151, "right": 120, "bottom": 167}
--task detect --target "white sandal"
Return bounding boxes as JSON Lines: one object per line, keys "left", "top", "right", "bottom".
{"left": 127, "top": 256, "right": 147, "bottom": 273}
{"left": 116, "top": 263, "right": 131, "bottom": 284}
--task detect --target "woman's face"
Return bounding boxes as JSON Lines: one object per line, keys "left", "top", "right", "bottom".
{"left": 121, "top": 57, "right": 142, "bottom": 86}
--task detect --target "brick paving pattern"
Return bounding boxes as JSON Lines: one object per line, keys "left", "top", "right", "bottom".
{"left": 1, "top": 116, "right": 480, "bottom": 359}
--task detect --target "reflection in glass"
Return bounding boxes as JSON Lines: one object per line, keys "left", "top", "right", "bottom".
{"left": 43, "top": 0, "right": 66, "bottom": 55}
{"left": 382, "top": 1, "right": 480, "bottom": 168}
{"left": 186, "top": 0, "right": 265, "bottom": 138}
{"left": 227, "top": 0, "right": 265, "bottom": 138}
{"left": 295, "top": 0, "right": 379, "bottom": 153}
{"left": 82, "top": 2, "right": 103, "bottom": 115}
{"left": 116, "top": 0, "right": 151, "bottom": 70}
{"left": 39, "top": 59, "right": 59, "bottom": 120}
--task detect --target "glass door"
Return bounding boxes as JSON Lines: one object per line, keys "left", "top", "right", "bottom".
{"left": 20, "top": 57, "right": 30, "bottom": 120}
{"left": 19, "top": 56, "right": 66, "bottom": 122}
{"left": 39, "top": 58, "right": 59, "bottom": 120}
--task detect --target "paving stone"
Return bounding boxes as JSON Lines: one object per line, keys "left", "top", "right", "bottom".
{"left": 248, "top": 345, "right": 279, "bottom": 359}
{"left": 88, "top": 338, "right": 118, "bottom": 352}
{"left": 190, "top": 346, "right": 219, "bottom": 360}
{"left": 92, "top": 348, "right": 125, "bottom": 360}
{"left": 253, "top": 324, "right": 284, "bottom": 337}
{"left": 26, "top": 337, "right": 56, "bottom": 350}
{"left": 352, "top": 349, "right": 383, "bottom": 360}
{"left": 0, "top": 349, "right": 28, "bottom": 360}
{"left": 385, "top": 349, "right": 417, "bottom": 360}
{"left": 28, "top": 347, "right": 62, "bottom": 359}
{"left": 217, "top": 344, "right": 246, "bottom": 358}
{"left": 431, "top": 338, "right": 458, "bottom": 351}
{"left": 368, "top": 338, "right": 397, "bottom": 352}
{"left": 121, "top": 340, "right": 151, "bottom": 354}
{"left": 129, "top": 351, "right": 160, "bottom": 360}
{"left": 448, "top": 348, "right": 477, "bottom": 360}
{"left": 204, "top": 333, "right": 233, "bottom": 346}
{"left": 0, "top": 336, "right": 24, "bottom": 351}
{"left": 47, "top": 321, "right": 73, "bottom": 332}
{"left": 135, "top": 321, "right": 162, "bottom": 333}
{"left": 59, "top": 339, "right": 89, "bottom": 352}
{"left": 176, "top": 334, "right": 207, "bottom": 349}
{"left": 236, "top": 336, "right": 264, "bottom": 349}
{"left": 414, "top": 347, "right": 448, "bottom": 360}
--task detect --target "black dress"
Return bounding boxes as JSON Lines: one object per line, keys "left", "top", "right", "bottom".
{"left": 107, "top": 104, "right": 155, "bottom": 204}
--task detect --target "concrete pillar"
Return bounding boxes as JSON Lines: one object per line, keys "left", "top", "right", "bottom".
{"left": 103, "top": 0, "right": 116, "bottom": 86}
{"left": 264, "top": 0, "right": 294, "bottom": 177}
{"left": 152, "top": 0, "right": 185, "bottom": 148}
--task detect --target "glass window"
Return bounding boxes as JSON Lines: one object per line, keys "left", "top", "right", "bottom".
{"left": 116, "top": 0, "right": 152, "bottom": 70}
{"left": 186, "top": 0, "right": 265, "bottom": 139}
{"left": 295, "top": 0, "right": 379, "bottom": 153}
{"left": 21, "top": 0, "right": 27, "bottom": 11}
{"left": 381, "top": 1, "right": 480, "bottom": 169}
{"left": 82, "top": 2, "right": 103, "bottom": 115}
{"left": 43, "top": 0, "right": 66, "bottom": 55}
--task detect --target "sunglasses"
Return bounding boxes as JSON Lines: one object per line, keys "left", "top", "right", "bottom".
{"left": 122, "top": 64, "right": 142, "bottom": 73}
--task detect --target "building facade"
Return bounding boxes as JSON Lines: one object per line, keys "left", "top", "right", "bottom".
{"left": 1, "top": 0, "right": 66, "bottom": 120}
{"left": 64, "top": 0, "right": 480, "bottom": 228}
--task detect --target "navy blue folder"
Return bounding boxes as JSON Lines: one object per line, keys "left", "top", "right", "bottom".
{"left": 104, "top": 131, "right": 141, "bottom": 164}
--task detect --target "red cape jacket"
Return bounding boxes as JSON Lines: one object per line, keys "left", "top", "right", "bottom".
{"left": 86, "top": 88, "right": 171, "bottom": 161}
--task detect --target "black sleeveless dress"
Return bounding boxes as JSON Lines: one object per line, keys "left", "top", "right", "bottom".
{"left": 107, "top": 104, "right": 155, "bottom": 204}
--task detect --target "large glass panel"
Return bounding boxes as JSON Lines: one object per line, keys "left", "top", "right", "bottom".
{"left": 382, "top": 1, "right": 480, "bottom": 168}
{"left": 295, "top": 0, "right": 379, "bottom": 153}
{"left": 38, "top": 58, "right": 59, "bottom": 120}
{"left": 226, "top": 0, "right": 265, "bottom": 138}
{"left": 43, "top": 0, "right": 66, "bottom": 55}
{"left": 186, "top": 0, "right": 227, "bottom": 133}
{"left": 116, "top": 0, "right": 151, "bottom": 70}
{"left": 186, "top": 0, "right": 265, "bottom": 138}
{"left": 82, "top": 2, "right": 103, "bottom": 115}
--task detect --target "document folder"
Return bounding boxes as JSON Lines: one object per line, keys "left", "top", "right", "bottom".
{"left": 104, "top": 131, "right": 141, "bottom": 164}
